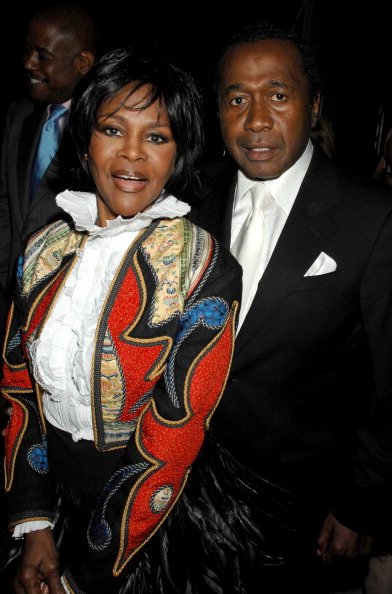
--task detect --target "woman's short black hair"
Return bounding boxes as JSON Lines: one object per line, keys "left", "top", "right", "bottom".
{"left": 69, "top": 46, "right": 204, "bottom": 196}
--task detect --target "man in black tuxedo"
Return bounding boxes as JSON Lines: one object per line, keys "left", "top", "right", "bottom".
{"left": 0, "top": 2, "right": 98, "bottom": 340}
{"left": 189, "top": 22, "right": 392, "bottom": 593}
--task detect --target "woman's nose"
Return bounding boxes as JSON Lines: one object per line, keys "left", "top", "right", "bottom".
{"left": 117, "top": 137, "right": 147, "bottom": 161}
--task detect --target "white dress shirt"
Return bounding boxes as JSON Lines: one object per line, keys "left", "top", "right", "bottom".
{"left": 231, "top": 141, "right": 314, "bottom": 330}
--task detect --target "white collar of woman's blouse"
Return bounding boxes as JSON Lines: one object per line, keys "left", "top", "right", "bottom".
{"left": 56, "top": 189, "right": 191, "bottom": 238}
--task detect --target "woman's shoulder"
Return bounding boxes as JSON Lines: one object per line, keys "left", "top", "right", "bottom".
{"left": 143, "top": 216, "right": 212, "bottom": 262}
{"left": 156, "top": 216, "right": 217, "bottom": 252}
{"left": 25, "top": 218, "right": 75, "bottom": 251}
{"left": 143, "top": 217, "right": 239, "bottom": 279}
{"left": 23, "top": 219, "right": 81, "bottom": 278}
{"left": 177, "top": 217, "right": 242, "bottom": 282}
{"left": 182, "top": 218, "right": 240, "bottom": 268}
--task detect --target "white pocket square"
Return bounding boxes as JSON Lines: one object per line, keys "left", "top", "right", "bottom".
{"left": 304, "top": 252, "right": 337, "bottom": 276}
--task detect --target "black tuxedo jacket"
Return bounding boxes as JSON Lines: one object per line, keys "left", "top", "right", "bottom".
{"left": 0, "top": 98, "right": 74, "bottom": 336}
{"left": 189, "top": 146, "right": 392, "bottom": 536}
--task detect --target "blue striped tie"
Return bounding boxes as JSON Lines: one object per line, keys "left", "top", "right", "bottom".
{"left": 30, "top": 104, "right": 68, "bottom": 200}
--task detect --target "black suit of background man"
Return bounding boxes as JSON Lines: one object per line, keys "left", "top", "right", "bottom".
{"left": 0, "top": 4, "right": 98, "bottom": 584}
{"left": 0, "top": 2, "right": 98, "bottom": 342}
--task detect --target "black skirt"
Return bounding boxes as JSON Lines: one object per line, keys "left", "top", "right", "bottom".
{"left": 0, "top": 424, "right": 366, "bottom": 593}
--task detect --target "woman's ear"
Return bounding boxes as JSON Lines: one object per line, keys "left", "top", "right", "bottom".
{"left": 74, "top": 51, "right": 96, "bottom": 76}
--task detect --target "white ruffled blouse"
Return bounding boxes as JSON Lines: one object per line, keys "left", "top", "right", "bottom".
{"left": 29, "top": 189, "right": 190, "bottom": 442}
{"left": 15, "top": 189, "right": 190, "bottom": 542}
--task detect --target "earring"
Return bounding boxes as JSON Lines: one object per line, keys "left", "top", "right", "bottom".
{"left": 222, "top": 147, "right": 226, "bottom": 157}
{"left": 83, "top": 153, "right": 88, "bottom": 161}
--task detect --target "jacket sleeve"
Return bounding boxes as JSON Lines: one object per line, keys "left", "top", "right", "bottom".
{"left": 331, "top": 208, "right": 392, "bottom": 534}
{"left": 1, "top": 285, "right": 56, "bottom": 528}
{"left": 64, "top": 241, "right": 242, "bottom": 594}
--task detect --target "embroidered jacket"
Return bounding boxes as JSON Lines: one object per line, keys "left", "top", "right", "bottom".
{"left": 2, "top": 216, "right": 241, "bottom": 593}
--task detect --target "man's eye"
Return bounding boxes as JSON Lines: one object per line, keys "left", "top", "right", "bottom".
{"left": 38, "top": 54, "right": 50, "bottom": 62}
{"left": 272, "top": 93, "right": 286, "bottom": 101}
{"left": 230, "top": 96, "right": 245, "bottom": 106}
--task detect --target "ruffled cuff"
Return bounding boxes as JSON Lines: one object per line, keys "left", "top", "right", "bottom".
{"left": 13, "top": 519, "right": 54, "bottom": 539}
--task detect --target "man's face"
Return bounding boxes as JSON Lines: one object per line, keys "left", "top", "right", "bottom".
{"left": 23, "top": 17, "right": 84, "bottom": 104}
{"left": 218, "top": 39, "right": 320, "bottom": 180}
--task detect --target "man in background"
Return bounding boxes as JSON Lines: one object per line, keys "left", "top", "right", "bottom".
{"left": 0, "top": 2, "right": 99, "bottom": 340}
{"left": 0, "top": 6, "right": 99, "bottom": 586}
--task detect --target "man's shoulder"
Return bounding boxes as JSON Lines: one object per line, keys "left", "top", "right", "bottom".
{"left": 308, "top": 147, "right": 392, "bottom": 203}
{"left": 4, "top": 97, "right": 44, "bottom": 134}
{"left": 6, "top": 97, "right": 36, "bottom": 119}
{"left": 199, "top": 158, "right": 236, "bottom": 196}
{"left": 331, "top": 160, "right": 392, "bottom": 207}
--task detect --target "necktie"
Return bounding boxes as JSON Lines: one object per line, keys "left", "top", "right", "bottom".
{"left": 231, "top": 183, "right": 272, "bottom": 323}
{"left": 30, "top": 104, "right": 68, "bottom": 200}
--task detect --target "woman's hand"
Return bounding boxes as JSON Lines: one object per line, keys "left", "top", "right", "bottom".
{"left": 13, "top": 527, "right": 65, "bottom": 594}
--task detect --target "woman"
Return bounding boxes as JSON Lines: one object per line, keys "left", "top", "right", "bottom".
{"left": 1, "top": 47, "right": 241, "bottom": 593}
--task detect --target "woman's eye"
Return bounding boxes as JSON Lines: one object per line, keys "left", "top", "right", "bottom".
{"left": 103, "top": 126, "right": 121, "bottom": 136}
{"left": 272, "top": 93, "right": 286, "bottom": 102}
{"left": 148, "top": 133, "right": 167, "bottom": 144}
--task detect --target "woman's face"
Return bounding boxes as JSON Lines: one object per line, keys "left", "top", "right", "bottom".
{"left": 87, "top": 83, "right": 177, "bottom": 226}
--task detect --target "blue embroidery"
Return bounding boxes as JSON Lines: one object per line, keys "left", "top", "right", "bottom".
{"left": 164, "top": 297, "right": 229, "bottom": 407}
{"left": 27, "top": 438, "right": 49, "bottom": 474}
{"left": 16, "top": 255, "right": 24, "bottom": 282}
{"left": 8, "top": 329, "right": 22, "bottom": 353}
{"left": 178, "top": 297, "right": 228, "bottom": 339}
{"left": 88, "top": 461, "right": 149, "bottom": 550}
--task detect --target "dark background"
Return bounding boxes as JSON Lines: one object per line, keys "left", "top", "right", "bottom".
{"left": 1, "top": 0, "right": 391, "bottom": 177}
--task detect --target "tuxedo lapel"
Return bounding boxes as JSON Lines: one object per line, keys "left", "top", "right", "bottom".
{"left": 196, "top": 186, "right": 229, "bottom": 247}
{"left": 18, "top": 106, "right": 46, "bottom": 220}
{"left": 220, "top": 178, "right": 236, "bottom": 248}
{"left": 20, "top": 115, "right": 76, "bottom": 245}
{"left": 196, "top": 165, "right": 236, "bottom": 250}
{"left": 236, "top": 153, "right": 340, "bottom": 351}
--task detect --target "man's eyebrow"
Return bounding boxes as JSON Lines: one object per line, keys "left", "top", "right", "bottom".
{"left": 222, "top": 83, "right": 244, "bottom": 96}
{"left": 35, "top": 45, "right": 56, "bottom": 57}
{"left": 268, "top": 80, "right": 292, "bottom": 89}
{"left": 222, "top": 80, "right": 294, "bottom": 95}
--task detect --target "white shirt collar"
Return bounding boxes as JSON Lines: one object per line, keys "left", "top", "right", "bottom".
{"left": 235, "top": 140, "right": 314, "bottom": 215}
{"left": 56, "top": 189, "right": 190, "bottom": 238}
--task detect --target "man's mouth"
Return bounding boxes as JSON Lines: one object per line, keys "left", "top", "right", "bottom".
{"left": 27, "top": 75, "right": 47, "bottom": 85}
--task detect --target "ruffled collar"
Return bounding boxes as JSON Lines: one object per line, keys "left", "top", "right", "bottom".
{"left": 56, "top": 189, "right": 191, "bottom": 238}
